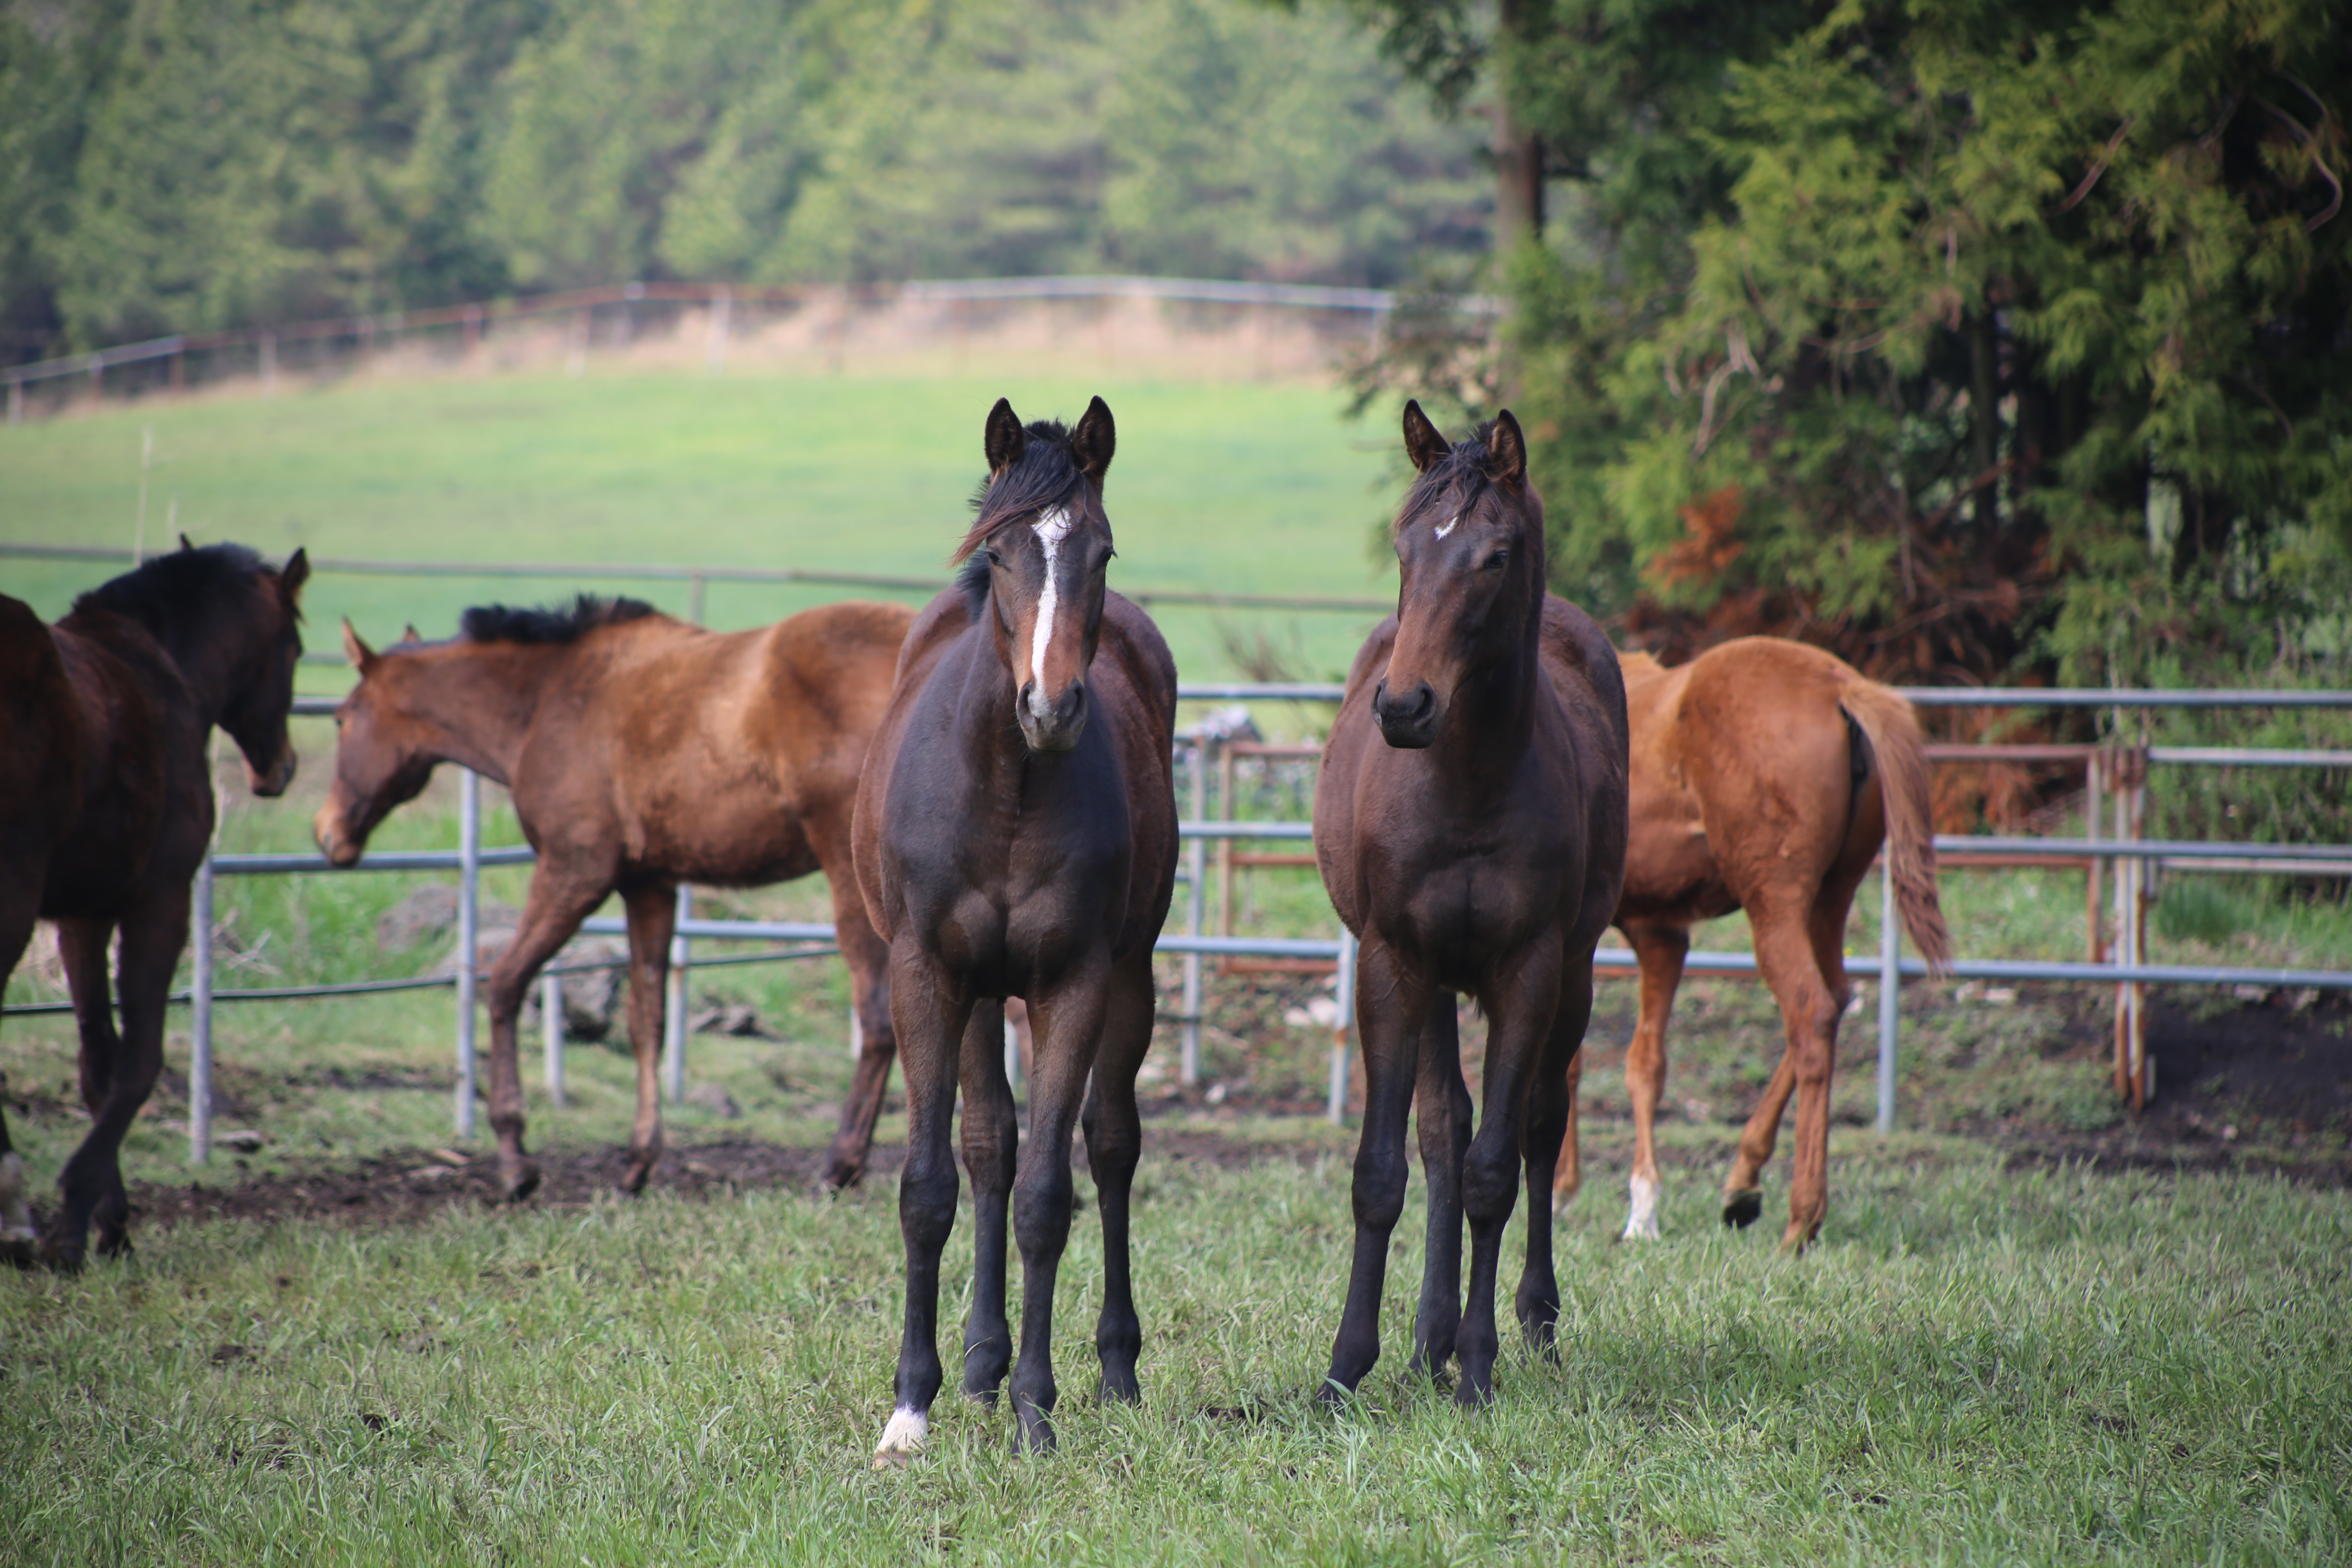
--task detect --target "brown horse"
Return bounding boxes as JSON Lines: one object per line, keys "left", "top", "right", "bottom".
{"left": 0, "top": 543, "right": 308, "bottom": 1268}
{"left": 1552, "top": 637, "right": 1951, "bottom": 1252}
{"left": 1313, "top": 403, "right": 1628, "bottom": 1407}
{"left": 315, "top": 596, "right": 913, "bottom": 1199}
{"left": 854, "top": 397, "right": 1177, "bottom": 1460}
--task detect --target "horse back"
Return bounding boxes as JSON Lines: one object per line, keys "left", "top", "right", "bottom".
{"left": 0, "top": 597, "right": 87, "bottom": 884}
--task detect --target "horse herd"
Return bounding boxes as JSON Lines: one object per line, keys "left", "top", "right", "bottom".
{"left": 0, "top": 395, "right": 1949, "bottom": 1460}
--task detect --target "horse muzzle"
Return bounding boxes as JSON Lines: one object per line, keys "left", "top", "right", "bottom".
{"left": 247, "top": 743, "right": 299, "bottom": 797}
{"left": 1372, "top": 677, "right": 1439, "bottom": 749}
{"left": 312, "top": 802, "right": 363, "bottom": 867}
{"left": 1017, "top": 677, "right": 1089, "bottom": 754}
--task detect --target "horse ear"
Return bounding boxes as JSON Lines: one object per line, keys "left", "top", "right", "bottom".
{"left": 1402, "top": 400, "right": 1450, "bottom": 474}
{"left": 984, "top": 397, "right": 1027, "bottom": 476}
{"left": 1070, "top": 395, "right": 1115, "bottom": 483}
{"left": 402, "top": 623, "right": 422, "bottom": 644}
{"left": 1482, "top": 409, "right": 1529, "bottom": 488}
{"left": 179, "top": 532, "right": 196, "bottom": 552}
{"left": 341, "top": 618, "right": 377, "bottom": 672}
{"left": 280, "top": 548, "right": 310, "bottom": 606}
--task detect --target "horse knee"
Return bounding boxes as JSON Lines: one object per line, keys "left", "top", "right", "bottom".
{"left": 898, "top": 1150, "right": 960, "bottom": 1252}
{"left": 1350, "top": 1148, "right": 1410, "bottom": 1231}
{"left": 1013, "top": 1167, "right": 1074, "bottom": 1259}
{"left": 1461, "top": 1143, "right": 1521, "bottom": 1225}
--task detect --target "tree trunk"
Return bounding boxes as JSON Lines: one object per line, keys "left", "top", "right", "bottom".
{"left": 1493, "top": 0, "right": 1544, "bottom": 252}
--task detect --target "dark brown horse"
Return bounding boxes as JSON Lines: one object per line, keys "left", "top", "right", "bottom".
{"left": 315, "top": 596, "right": 913, "bottom": 1198}
{"left": 1313, "top": 403, "right": 1628, "bottom": 1407}
{"left": 0, "top": 543, "right": 308, "bottom": 1268}
{"left": 1552, "top": 637, "right": 1951, "bottom": 1251}
{"left": 853, "top": 396, "right": 1177, "bottom": 1460}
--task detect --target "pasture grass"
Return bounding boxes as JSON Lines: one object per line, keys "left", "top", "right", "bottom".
{"left": 2, "top": 1140, "right": 2348, "bottom": 1564}
{"left": 0, "top": 367, "right": 1403, "bottom": 705}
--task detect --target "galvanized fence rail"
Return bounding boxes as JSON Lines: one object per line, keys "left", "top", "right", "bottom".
{"left": 7, "top": 682, "right": 2348, "bottom": 1162}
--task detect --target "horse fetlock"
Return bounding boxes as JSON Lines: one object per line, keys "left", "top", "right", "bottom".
{"left": 1621, "top": 1171, "right": 1663, "bottom": 1241}
{"left": 961, "top": 1331, "right": 1011, "bottom": 1401}
{"left": 1012, "top": 1381, "right": 1059, "bottom": 1454}
{"left": 1721, "top": 1187, "right": 1764, "bottom": 1229}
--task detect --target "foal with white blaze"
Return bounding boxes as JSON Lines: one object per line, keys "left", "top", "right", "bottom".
{"left": 853, "top": 397, "right": 1178, "bottom": 1459}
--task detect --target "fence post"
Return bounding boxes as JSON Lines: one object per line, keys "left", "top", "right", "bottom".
{"left": 455, "top": 768, "right": 479, "bottom": 1137}
{"left": 1179, "top": 737, "right": 1209, "bottom": 1087}
{"left": 1876, "top": 861, "right": 1899, "bottom": 1135}
{"left": 542, "top": 970, "right": 565, "bottom": 1108}
{"left": 2085, "top": 749, "right": 2104, "bottom": 962}
{"left": 664, "top": 885, "right": 691, "bottom": 1103}
{"left": 2126, "top": 742, "right": 2149, "bottom": 1108}
{"left": 1327, "top": 927, "right": 1358, "bottom": 1126}
{"left": 189, "top": 853, "right": 215, "bottom": 1165}
{"left": 706, "top": 287, "right": 732, "bottom": 375}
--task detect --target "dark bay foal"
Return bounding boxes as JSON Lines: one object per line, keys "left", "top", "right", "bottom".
{"left": 0, "top": 543, "right": 308, "bottom": 1268}
{"left": 315, "top": 597, "right": 913, "bottom": 1198}
{"left": 1313, "top": 403, "right": 1629, "bottom": 1406}
{"left": 853, "top": 396, "right": 1178, "bottom": 1460}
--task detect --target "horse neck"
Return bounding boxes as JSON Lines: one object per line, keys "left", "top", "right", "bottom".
{"left": 398, "top": 643, "right": 560, "bottom": 786}
{"left": 104, "top": 593, "right": 264, "bottom": 728}
{"left": 1438, "top": 571, "right": 1546, "bottom": 791}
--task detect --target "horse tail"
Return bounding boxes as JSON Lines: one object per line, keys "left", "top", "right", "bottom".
{"left": 1838, "top": 678, "right": 1953, "bottom": 975}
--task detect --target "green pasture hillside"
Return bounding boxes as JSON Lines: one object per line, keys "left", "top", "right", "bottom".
{"left": 0, "top": 370, "right": 1404, "bottom": 707}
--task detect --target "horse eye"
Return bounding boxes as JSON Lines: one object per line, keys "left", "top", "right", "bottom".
{"left": 1483, "top": 550, "right": 1509, "bottom": 571}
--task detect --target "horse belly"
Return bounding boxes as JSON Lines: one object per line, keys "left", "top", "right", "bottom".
{"left": 1376, "top": 854, "right": 1557, "bottom": 989}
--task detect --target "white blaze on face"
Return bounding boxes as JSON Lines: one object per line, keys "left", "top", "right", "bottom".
{"left": 1622, "top": 1171, "right": 1661, "bottom": 1241}
{"left": 873, "top": 1405, "right": 929, "bottom": 1466}
{"left": 1027, "top": 506, "right": 1074, "bottom": 719}
{"left": 1434, "top": 513, "right": 1459, "bottom": 539}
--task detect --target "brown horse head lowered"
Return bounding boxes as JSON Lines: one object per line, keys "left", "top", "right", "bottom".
{"left": 317, "top": 594, "right": 913, "bottom": 1199}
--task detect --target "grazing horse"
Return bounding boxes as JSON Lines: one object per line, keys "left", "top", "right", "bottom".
{"left": 314, "top": 597, "right": 913, "bottom": 1198}
{"left": 0, "top": 544, "right": 308, "bottom": 1268}
{"left": 854, "top": 396, "right": 1177, "bottom": 1461}
{"left": 1313, "top": 403, "right": 1629, "bottom": 1407}
{"left": 1552, "top": 637, "right": 1951, "bottom": 1252}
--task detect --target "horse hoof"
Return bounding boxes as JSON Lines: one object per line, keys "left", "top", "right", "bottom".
{"left": 1452, "top": 1373, "right": 1495, "bottom": 1411}
{"left": 0, "top": 1236, "right": 36, "bottom": 1271}
{"left": 502, "top": 1161, "right": 542, "bottom": 1204}
{"left": 1777, "top": 1222, "right": 1818, "bottom": 1256}
{"left": 96, "top": 1228, "right": 133, "bottom": 1261}
{"left": 821, "top": 1158, "right": 863, "bottom": 1192}
{"left": 1550, "top": 1185, "right": 1578, "bottom": 1216}
{"left": 621, "top": 1156, "right": 656, "bottom": 1194}
{"left": 1721, "top": 1189, "right": 1764, "bottom": 1229}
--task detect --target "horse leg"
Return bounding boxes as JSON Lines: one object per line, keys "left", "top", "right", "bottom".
{"left": 0, "top": 886, "right": 44, "bottom": 1259}
{"left": 1082, "top": 943, "right": 1156, "bottom": 1404}
{"left": 482, "top": 871, "right": 605, "bottom": 1201}
{"left": 1749, "top": 904, "right": 1842, "bottom": 1252}
{"left": 873, "top": 941, "right": 974, "bottom": 1466}
{"left": 1517, "top": 958, "right": 1592, "bottom": 1357}
{"left": 617, "top": 884, "right": 678, "bottom": 1194}
{"left": 1610, "top": 924, "right": 1687, "bottom": 1240}
{"left": 1552, "top": 1040, "right": 1584, "bottom": 1214}
{"left": 957, "top": 1000, "right": 1016, "bottom": 1404}
{"left": 56, "top": 919, "right": 120, "bottom": 1118}
{"left": 1723, "top": 1054, "right": 1796, "bottom": 1227}
{"left": 1005, "top": 955, "right": 1112, "bottom": 1453}
{"left": 823, "top": 880, "right": 898, "bottom": 1191}
{"left": 1408, "top": 992, "right": 1468, "bottom": 1382}
{"left": 1322, "top": 938, "right": 1431, "bottom": 1403}
{"left": 51, "top": 897, "right": 185, "bottom": 1268}
{"left": 1455, "top": 933, "right": 1564, "bottom": 1408}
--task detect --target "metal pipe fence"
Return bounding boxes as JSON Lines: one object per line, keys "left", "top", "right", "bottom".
{"left": 7, "top": 684, "right": 2348, "bottom": 1158}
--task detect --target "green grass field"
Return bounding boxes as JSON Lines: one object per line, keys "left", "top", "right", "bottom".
{"left": 6, "top": 367, "right": 2352, "bottom": 1563}
{"left": 3, "top": 1144, "right": 2347, "bottom": 1564}
{"left": 0, "top": 368, "right": 1405, "bottom": 699}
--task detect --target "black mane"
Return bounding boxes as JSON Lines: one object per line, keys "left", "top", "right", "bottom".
{"left": 952, "top": 418, "right": 1102, "bottom": 621}
{"left": 74, "top": 543, "right": 269, "bottom": 628}
{"left": 1397, "top": 420, "right": 1502, "bottom": 528}
{"left": 459, "top": 595, "right": 659, "bottom": 645}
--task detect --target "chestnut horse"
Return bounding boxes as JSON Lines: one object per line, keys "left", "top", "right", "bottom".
{"left": 315, "top": 596, "right": 913, "bottom": 1199}
{"left": 1314, "top": 403, "right": 1628, "bottom": 1407}
{"left": 0, "top": 543, "right": 308, "bottom": 1268}
{"left": 854, "top": 397, "right": 1177, "bottom": 1460}
{"left": 1552, "top": 637, "right": 1951, "bottom": 1252}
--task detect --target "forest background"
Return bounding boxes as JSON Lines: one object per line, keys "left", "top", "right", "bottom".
{"left": 5, "top": 0, "right": 2350, "bottom": 720}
